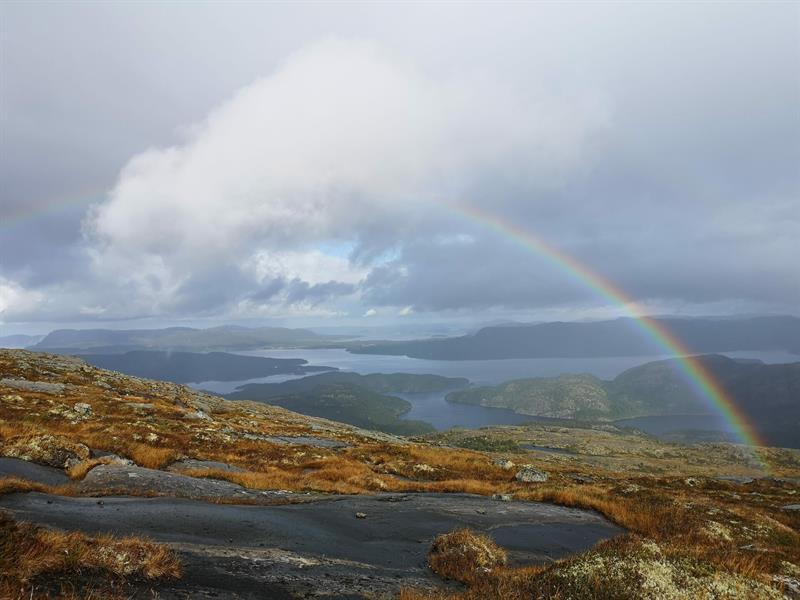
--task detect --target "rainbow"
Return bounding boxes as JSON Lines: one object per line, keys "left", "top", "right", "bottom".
{"left": 1, "top": 189, "right": 103, "bottom": 230}
{"left": 454, "top": 203, "right": 768, "bottom": 468}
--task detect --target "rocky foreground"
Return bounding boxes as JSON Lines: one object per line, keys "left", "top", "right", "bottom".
{"left": 0, "top": 349, "right": 799, "bottom": 599}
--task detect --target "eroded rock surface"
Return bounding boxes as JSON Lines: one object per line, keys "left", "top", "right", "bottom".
{"left": 1, "top": 434, "right": 90, "bottom": 468}
{"left": 78, "top": 464, "right": 299, "bottom": 503}
{"left": 0, "top": 491, "right": 624, "bottom": 599}
{"left": 515, "top": 465, "right": 549, "bottom": 483}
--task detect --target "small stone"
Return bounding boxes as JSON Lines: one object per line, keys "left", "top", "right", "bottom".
{"left": 782, "top": 504, "right": 800, "bottom": 511}
{"left": 184, "top": 410, "right": 211, "bottom": 421}
{"left": 491, "top": 493, "right": 513, "bottom": 502}
{"left": 773, "top": 575, "right": 800, "bottom": 596}
{"left": 73, "top": 402, "right": 93, "bottom": 417}
{"left": 355, "top": 512, "right": 367, "bottom": 519}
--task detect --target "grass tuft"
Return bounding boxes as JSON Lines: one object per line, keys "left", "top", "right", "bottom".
{"left": 428, "top": 528, "right": 507, "bottom": 583}
{"left": 0, "top": 511, "right": 181, "bottom": 599}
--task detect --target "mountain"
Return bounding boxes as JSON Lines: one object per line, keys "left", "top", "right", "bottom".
{"left": 0, "top": 334, "right": 44, "bottom": 349}
{"left": 229, "top": 381, "right": 434, "bottom": 436}
{"left": 448, "top": 374, "right": 611, "bottom": 421}
{"left": 230, "top": 370, "right": 468, "bottom": 395}
{"left": 224, "top": 371, "right": 466, "bottom": 435}
{"left": 447, "top": 355, "right": 800, "bottom": 448}
{"left": 78, "top": 350, "right": 336, "bottom": 384}
{"left": 348, "top": 316, "right": 800, "bottom": 359}
{"left": 32, "top": 325, "right": 337, "bottom": 353}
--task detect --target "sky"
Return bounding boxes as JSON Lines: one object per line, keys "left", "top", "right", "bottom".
{"left": 1, "top": 1, "right": 798, "bottom": 335}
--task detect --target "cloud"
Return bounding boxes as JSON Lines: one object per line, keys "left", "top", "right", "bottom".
{"left": 80, "top": 38, "right": 605, "bottom": 318}
{"left": 2, "top": 3, "right": 798, "bottom": 324}
{"left": 0, "top": 277, "right": 44, "bottom": 321}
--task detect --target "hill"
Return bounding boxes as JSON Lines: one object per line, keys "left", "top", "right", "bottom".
{"left": 0, "top": 349, "right": 798, "bottom": 599}
{"left": 349, "top": 315, "right": 800, "bottom": 359}
{"left": 230, "top": 370, "right": 468, "bottom": 395}
{"left": 78, "top": 350, "right": 336, "bottom": 383}
{"left": 230, "top": 382, "right": 434, "bottom": 436}
{"left": 32, "top": 324, "right": 336, "bottom": 353}
{"left": 223, "top": 372, "right": 466, "bottom": 435}
{"left": 447, "top": 355, "right": 800, "bottom": 448}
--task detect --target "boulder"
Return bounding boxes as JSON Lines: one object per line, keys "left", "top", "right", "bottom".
{"left": 0, "top": 378, "right": 65, "bottom": 395}
{"left": 73, "top": 402, "right": 93, "bottom": 417}
{"left": 1, "top": 434, "right": 90, "bottom": 469}
{"left": 514, "top": 465, "right": 548, "bottom": 483}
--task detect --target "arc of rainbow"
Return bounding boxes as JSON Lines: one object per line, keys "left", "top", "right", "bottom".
{"left": 453, "top": 203, "right": 768, "bottom": 469}
{"left": 1, "top": 189, "right": 103, "bottom": 230}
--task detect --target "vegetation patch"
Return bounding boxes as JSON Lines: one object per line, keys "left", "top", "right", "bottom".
{"left": 428, "top": 528, "right": 507, "bottom": 583}
{"left": 0, "top": 511, "right": 181, "bottom": 599}
{"left": 451, "top": 435, "right": 520, "bottom": 452}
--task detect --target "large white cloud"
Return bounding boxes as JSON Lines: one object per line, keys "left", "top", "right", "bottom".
{"left": 83, "top": 39, "right": 607, "bottom": 316}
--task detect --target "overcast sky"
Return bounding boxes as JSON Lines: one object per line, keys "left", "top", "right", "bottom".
{"left": 1, "top": 1, "right": 798, "bottom": 334}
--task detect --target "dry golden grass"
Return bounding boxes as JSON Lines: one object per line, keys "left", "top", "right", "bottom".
{"left": 0, "top": 511, "right": 180, "bottom": 599}
{"left": 2, "top": 350, "right": 798, "bottom": 599}
{"left": 66, "top": 456, "right": 115, "bottom": 480}
{"left": 0, "top": 477, "right": 74, "bottom": 497}
{"left": 427, "top": 528, "right": 507, "bottom": 583}
{"left": 125, "top": 444, "right": 180, "bottom": 470}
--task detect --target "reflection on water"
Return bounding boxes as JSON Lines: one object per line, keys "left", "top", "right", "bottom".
{"left": 393, "top": 389, "right": 533, "bottom": 430}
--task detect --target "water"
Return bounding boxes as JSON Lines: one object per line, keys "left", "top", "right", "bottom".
{"left": 232, "top": 348, "right": 676, "bottom": 384}
{"left": 392, "top": 389, "right": 533, "bottom": 430}
{"left": 189, "top": 348, "right": 798, "bottom": 432}
{"left": 615, "top": 414, "right": 738, "bottom": 441}
{"left": 193, "top": 372, "right": 317, "bottom": 395}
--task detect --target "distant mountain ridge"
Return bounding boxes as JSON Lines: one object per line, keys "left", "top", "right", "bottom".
{"left": 32, "top": 325, "right": 336, "bottom": 353}
{"left": 0, "top": 334, "right": 44, "bottom": 349}
{"left": 79, "top": 350, "right": 336, "bottom": 384}
{"left": 349, "top": 316, "right": 800, "bottom": 359}
{"left": 447, "top": 354, "right": 800, "bottom": 448}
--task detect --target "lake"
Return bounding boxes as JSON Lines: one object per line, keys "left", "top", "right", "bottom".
{"left": 614, "top": 414, "right": 739, "bottom": 442}
{"left": 190, "top": 348, "right": 797, "bottom": 432}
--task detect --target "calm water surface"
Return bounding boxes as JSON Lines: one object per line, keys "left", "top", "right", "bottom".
{"left": 190, "top": 348, "right": 797, "bottom": 432}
